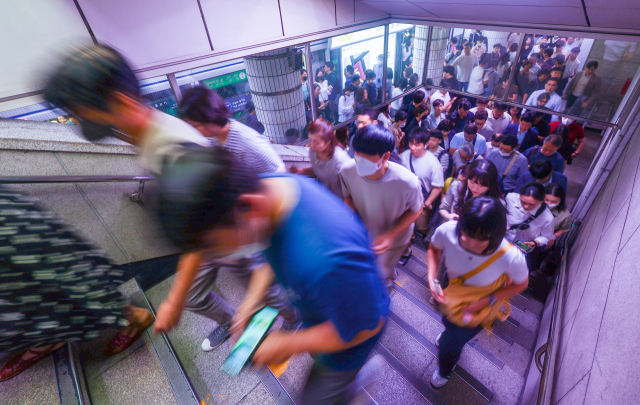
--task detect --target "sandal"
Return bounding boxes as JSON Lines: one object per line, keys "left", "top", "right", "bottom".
{"left": 399, "top": 247, "right": 412, "bottom": 266}
{"left": 0, "top": 345, "right": 60, "bottom": 382}
{"left": 104, "top": 311, "right": 154, "bottom": 357}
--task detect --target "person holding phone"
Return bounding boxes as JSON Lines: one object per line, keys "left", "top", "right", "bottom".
{"left": 428, "top": 197, "right": 529, "bottom": 388}
{"left": 505, "top": 183, "right": 555, "bottom": 271}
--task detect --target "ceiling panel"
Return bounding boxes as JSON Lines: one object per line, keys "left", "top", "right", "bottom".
{"left": 361, "top": 1, "right": 437, "bottom": 17}
{"left": 200, "top": 0, "right": 283, "bottom": 54}
{"left": 78, "top": 0, "right": 211, "bottom": 68}
{"left": 365, "top": 0, "right": 582, "bottom": 4}
{"left": 0, "top": 0, "right": 92, "bottom": 98}
{"left": 410, "top": 3, "right": 588, "bottom": 26}
{"left": 584, "top": 0, "right": 637, "bottom": 7}
{"left": 587, "top": 7, "right": 640, "bottom": 29}
{"left": 336, "top": 0, "right": 356, "bottom": 25}
{"left": 355, "top": 1, "right": 390, "bottom": 22}
{"left": 280, "top": 0, "right": 336, "bottom": 36}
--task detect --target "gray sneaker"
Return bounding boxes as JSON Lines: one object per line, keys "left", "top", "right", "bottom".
{"left": 201, "top": 325, "right": 230, "bottom": 352}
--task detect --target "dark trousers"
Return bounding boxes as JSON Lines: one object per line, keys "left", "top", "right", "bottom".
{"left": 565, "top": 93, "right": 579, "bottom": 111}
{"left": 438, "top": 316, "right": 483, "bottom": 377}
{"left": 300, "top": 359, "right": 361, "bottom": 405}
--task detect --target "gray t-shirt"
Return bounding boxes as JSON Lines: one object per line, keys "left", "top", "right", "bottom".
{"left": 309, "top": 146, "right": 351, "bottom": 199}
{"left": 218, "top": 120, "right": 285, "bottom": 173}
{"left": 399, "top": 150, "right": 445, "bottom": 195}
{"left": 340, "top": 161, "right": 423, "bottom": 248}
{"left": 451, "top": 150, "right": 483, "bottom": 172}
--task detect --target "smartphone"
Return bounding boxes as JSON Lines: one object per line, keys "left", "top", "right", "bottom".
{"left": 221, "top": 307, "right": 279, "bottom": 376}
{"left": 515, "top": 241, "right": 532, "bottom": 252}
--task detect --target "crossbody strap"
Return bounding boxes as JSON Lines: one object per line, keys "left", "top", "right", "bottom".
{"left": 503, "top": 151, "right": 520, "bottom": 177}
{"left": 509, "top": 203, "right": 546, "bottom": 231}
{"left": 457, "top": 243, "right": 513, "bottom": 283}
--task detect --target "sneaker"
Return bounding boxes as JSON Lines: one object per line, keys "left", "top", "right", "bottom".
{"left": 435, "top": 332, "right": 442, "bottom": 348}
{"left": 280, "top": 320, "right": 302, "bottom": 334}
{"left": 429, "top": 297, "right": 436, "bottom": 306}
{"left": 399, "top": 247, "right": 412, "bottom": 266}
{"left": 430, "top": 369, "right": 450, "bottom": 388}
{"left": 201, "top": 325, "right": 230, "bottom": 352}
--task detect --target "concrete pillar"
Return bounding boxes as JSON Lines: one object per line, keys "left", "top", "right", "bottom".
{"left": 412, "top": 25, "right": 429, "bottom": 80}
{"left": 243, "top": 48, "right": 307, "bottom": 144}
{"left": 425, "top": 26, "right": 451, "bottom": 87}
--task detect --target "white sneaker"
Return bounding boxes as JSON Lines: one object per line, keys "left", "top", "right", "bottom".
{"left": 430, "top": 369, "right": 450, "bottom": 388}
{"left": 435, "top": 332, "right": 442, "bottom": 348}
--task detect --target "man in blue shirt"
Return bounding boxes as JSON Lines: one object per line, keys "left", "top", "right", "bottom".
{"left": 524, "top": 134, "right": 566, "bottom": 173}
{"left": 487, "top": 134, "right": 529, "bottom": 193}
{"left": 449, "top": 124, "right": 487, "bottom": 157}
{"left": 363, "top": 69, "right": 378, "bottom": 106}
{"left": 503, "top": 111, "right": 539, "bottom": 153}
{"left": 154, "top": 147, "right": 389, "bottom": 404}
{"left": 514, "top": 159, "right": 568, "bottom": 193}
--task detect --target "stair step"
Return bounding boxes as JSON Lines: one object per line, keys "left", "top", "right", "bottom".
{"left": 386, "top": 312, "right": 494, "bottom": 401}
{"left": 0, "top": 352, "right": 60, "bottom": 405}
{"left": 53, "top": 343, "right": 91, "bottom": 405}
{"left": 372, "top": 343, "right": 448, "bottom": 405}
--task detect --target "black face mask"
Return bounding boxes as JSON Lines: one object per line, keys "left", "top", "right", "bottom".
{"left": 80, "top": 119, "right": 117, "bottom": 141}
{"left": 316, "top": 76, "right": 324, "bottom": 83}
{"left": 302, "top": 76, "right": 307, "bottom": 82}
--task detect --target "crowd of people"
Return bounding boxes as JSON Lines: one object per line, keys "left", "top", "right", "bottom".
{"left": 0, "top": 39, "right": 590, "bottom": 405}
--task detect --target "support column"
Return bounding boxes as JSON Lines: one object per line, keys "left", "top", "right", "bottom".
{"left": 412, "top": 25, "right": 429, "bottom": 80}
{"left": 425, "top": 26, "right": 451, "bottom": 86}
{"left": 243, "top": 48, "right": 307, "bottom": 144}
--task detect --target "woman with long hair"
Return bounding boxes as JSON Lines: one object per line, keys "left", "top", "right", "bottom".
{"left": 509, "top": 106, "right": 522, "bottom": 125}
{"left": 440, "top": 159, "right": 503, "bottom": 221}
{"left": 519, "top": 35, "right": 534, "bottom": 61}
{"left": 550, "top": 123, "right": 573, "bottom": 163}
{"left": 354, "top": 87, "right": 372, "bottom": 115}
{"left": 289, "top": 118, "right": 351, "bottom": 199}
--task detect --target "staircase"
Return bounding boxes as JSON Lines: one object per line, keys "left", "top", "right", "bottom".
{"left": 2, "top": 237, "right": 544, "bottom": 405}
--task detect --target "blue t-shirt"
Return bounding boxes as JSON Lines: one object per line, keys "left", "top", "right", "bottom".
{"left": 450, "top": 132, "right": 487, "bottom": 155}
{"left": 524, "top": 148, "right": 566, "bottom": 174}
{"left": 262, "top": 174, "right": 389, "bottom": 371}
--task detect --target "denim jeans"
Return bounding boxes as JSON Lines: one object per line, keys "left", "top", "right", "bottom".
{"left": 438, "top": 316, "right": 483, "bottom": 376}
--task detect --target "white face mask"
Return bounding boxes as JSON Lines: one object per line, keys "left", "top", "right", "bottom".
{"left": 400, "top": 122, "right": 406, "bottom": 128}
{"left": 499, "top": 151, "right": 512, "bottom": 157}
{"left": 546, "top": 203, "right": 559, "bottom": 209}
{"left": 355, "top": 155, "right": 383, "bottom": 177}
{"left": 561, "top": 117, "right": 574, "bottom": 126}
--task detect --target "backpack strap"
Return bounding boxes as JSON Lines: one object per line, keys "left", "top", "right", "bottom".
{"left": 527, "top": 146, "right": 540, "bottom": 165}
{"left": 502, "top": 151, "right": 520, "bottom": 177}
{"left": 456, "top": 243, "right": 513, "bottom": 284}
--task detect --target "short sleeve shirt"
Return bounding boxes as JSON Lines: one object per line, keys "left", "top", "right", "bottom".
{"left": 263, "top": 174, "right": 389, "bottom": 371}
{"left": 450, "top": 132, "right": 487, "bottom": 155}
{"left": 220, "top": 120, "right": 285, "bottom": 173}
{"left": 431, "top": 221, "right": 529, "bottom": 286}
{"left": 309, "top": 147, "right": 352, "bottom": 199}
{"left": 340, "top": 161, "right": 423, "bottom": 248}
{"left": 400, "top": 150, "right": 445, "bottom": 195}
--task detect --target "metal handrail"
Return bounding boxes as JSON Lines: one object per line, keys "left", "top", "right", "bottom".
{"left": 536, "top": 225, "right": 575, "bottom": 404}
{"left": 0, "top": 175, "right": 154, "bottom": 202}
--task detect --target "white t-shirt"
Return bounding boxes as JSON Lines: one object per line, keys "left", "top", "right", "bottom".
{"left": 431, "top": 221, "right": 529, "bottom": 287}
{"left": 467, "top": 66, "right": 486, "bottom": 95}
{"left": 563, "top": 57, "right": 581, "bottom": 78}
{"left": 487, "top": 111, "right": 512, "bottom": 134}
{"left": 378, "top": 113, "right": 392, "bottom": 129}
{"left": 451, "top": 54, "right": 479, "bottom": 82}
{"left": 340, "top": 161, "right": 423, "bottom": 247}
{"left": 505, "top": 193, "right": 555, "bottom": 246}
{"left": 391, "top": 87, "right": 404, "bottom": 110}
{"left": 399, "top": 150, "right": 445, "bottom": 195}
{"left": 138, "top": 110, "right": 211, "bottom": 174}
{"left": 309, "top": 147, "right": 351, "bottom": 199}
{"left": 431, "top": 91, "right": 451, "bottom": 112}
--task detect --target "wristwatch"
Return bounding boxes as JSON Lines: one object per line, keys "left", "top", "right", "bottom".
{"left": 488, "top": 294, "right": 497, "bottom": 306}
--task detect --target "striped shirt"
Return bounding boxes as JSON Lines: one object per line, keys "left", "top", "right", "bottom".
{"left": 210, "top": 120, "right": 285, "bottom": 173}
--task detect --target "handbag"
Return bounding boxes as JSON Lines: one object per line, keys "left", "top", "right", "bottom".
{"left": 440, "top": 243, "right": 513, "bottom": 329}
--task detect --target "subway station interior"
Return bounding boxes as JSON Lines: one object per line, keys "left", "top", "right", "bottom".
{"left": 1, "top": 1, "right": 640, "bottom": 404}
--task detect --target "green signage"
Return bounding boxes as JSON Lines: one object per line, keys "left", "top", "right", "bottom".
{"left": 202, "top": 70, "right": 248, "bottom": 90}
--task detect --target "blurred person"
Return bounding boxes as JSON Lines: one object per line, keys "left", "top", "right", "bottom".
{"left": 451, "top": 142, "right": 483, "bottom": 176}
{"left": 486, "top": 132, "right": 503, "bottom": 155}
{"left": 445, "top": 44, "right": 463, "bottom": 65}
{"left": 515, "top": 60, "right": 535, "bottom": 100}
{"left": 400, "top": 127, "right": 445, "bottom": 244}
{"left": 407, "top": 91, "right": 426, "bottom": 125}
{"left": 390, "top": 78, "right": 409, "bottom": 116}
{"left": 488, "top": 43, "right": 502, "bottom": 68}
{"left": 390, "top": 110, "right": 408, "bottom": 153}
{"left": 552, "top": 40, "right": 568, "bottom": 57}
{"left": 524, "top": 134, "right": 566, "bottom": 173}
{"left": 290, "top": 118, "right": 351, "bottom": 199}
{"left": 451, "top": 43, "right": 479, "bottom": 92}
{"left": 402, "top": 37, "right": 414, "bottom": 71}
{"left": 439, "top": 159, "right": 503, "bottom": 222}
{"left": 301, "top": 69, "right": 310, "bottom": 105}
{"left": 550, "top": 117, "right": 585, "bottom": 161}
{"left": 450, "top": 124, "right": 487, "bottom": 157}
{"left": 468, "top": 54, "right": 489, "bottom": 95}
{"left": 550, "top": 66, "right": 566, "bottom": 96}
{"left": 532, "top": 36, "right": 548, "bottom": 55}
{"left": 373, "top": 54, "right": 384, "bottom": 89}
{"left": 431, "top": 87, "right": 454, "bottom": 114}
{"left": 442, "top": 65, "right": 460, "bottom": 93}
{"left": 473, "top": 110, "right": 494, "bottom": 142}
{"left": 522, "top": 68, "right": 551, "bottom": 105}
{"left": 335, "top": 127, "right": 349, "bottom": 150}
{"left": 312, "top": 83, "right": 329, "bottom": 120}
{"left": 503, "top": 111, "right": 540, "bottom": 152}
{"left": 155, "top": 147, "right": 389, "bottom": 404}
{"left": 56, "top": 115, "right": 68, "bottom": 123}
{"left": 520, "top": 35, "right": 534, "bottom": 61}
{"left": 345, "top": 108, "right": 379, "bottom": 158}
{"left": 354, "top": 87, "right": 371, "bottom": 115}
{"left": 344, "top": 65, "right": 355, "bottom": 89}
{"left": 449, "top": 37, "right": 458, "bottom": 54}
{"left": 563, "top": 48, "right": 582, "bottom": 80}
{"left": 350, "top": 73, "right": 362, "bottom": 88}
{"left": 528, "top": 53, "right": 541, "bottom": 76}
{"left": 487, "top": 103, "right": 511, "bottom": 134}
{"left": 405, "top": 104, "right": 429, "bottom": 135}
{"left": 243, "top": 102, "right": 265, "bottom": 134}
{"left": 471, "top": 37, "right": 487, "bottom": 59}
{"left": 325, "top": 62, "right": 340, "bottom": 122}
{"left": 493, "top": 76, "right": 518, "bottom": 101}
{"left": 363, "top": 69, "right": 378, "bottom": 106}
{"left": 404, "top": 66, "right": 414, "bottom": 80}
{"left": 316, "top": 69, "right": 332, "bottom": 105}
{"left": 385, "top": 67, "right": 394, "bottom": 101}
{"left": 338, "top": 83, "right": 356, "bottom": 122}
{"left": 0, "top": 188, "right": 153, "bottom": 381}
{"left": 539, "top": 184, "right": 572, "bottom": 271}
{"left": 377, "top": 104, "right": 392, "bottom": 129}
{"left": 541, "top": 48, "right": 555, "bottom": 70}
{"left": 469, "top": 98, "right": 488, "bottom": 114}
{"left": 536, "top": 92, "right": 551, "bottom": 108}
{"left": 505, "top": 182, "right": 555, "bottom": 271}
{"left": 427, "top": 129, "right": 451, "bottom": 178}
{"left": 437, "top": 119, "right": 454, "bottom": 151}
{"left": 285, "top": 128, "right": 301, "bottom": 146}
{"left": 487, "top": 134, "right": 529, "bottom": 194}
{"left": 526, "top": 78, "right": 562, "bottom": 119}
{"left": 497, "top": 53, "right": 511, "bottom": 81}
{"left": 340, "top": 125, "right": 423, "bottom": 287}
{"left": 509, "top": 43, "right": 519, "bottom": 64}
{"left": 532, "top": 111, "right": 551, "bottom": 144}
{"left": 563, "top": 61, "right": 601, "bottom": 115}
{"left": 426, "top": 99, "right": 446, "bottom": 130}
{"left": 449, "top": 100, "right": 475, "bottom": 133}
{"left": 514, "top": 159, "right": 568, "bottom": 194}
{"left": 429, "top": 197, "right": 529, "bottom": 388}
{"left": 509, "top": 106, "right": 522, "bottom": 125}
